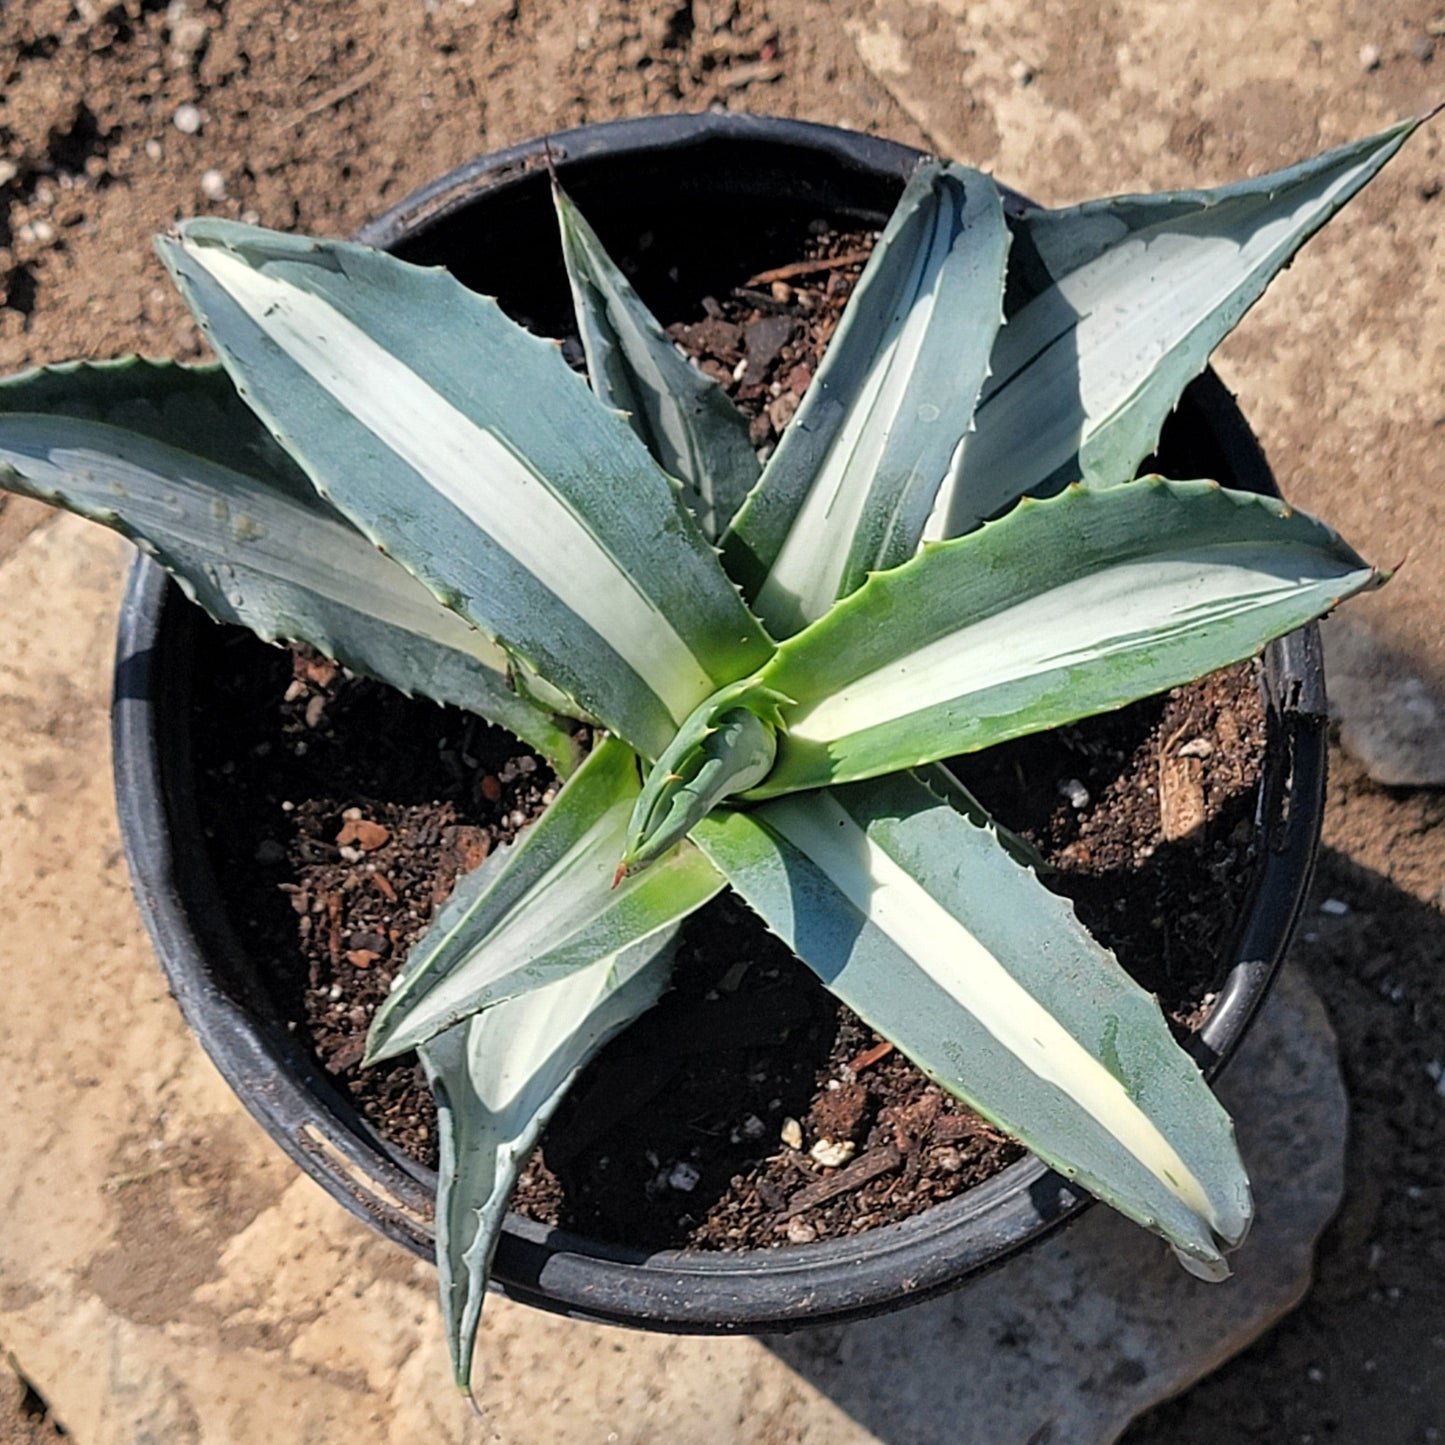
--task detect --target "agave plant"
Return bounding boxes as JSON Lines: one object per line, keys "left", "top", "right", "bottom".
{"left": 0, "top": 115, "right": 1427, "bottom": 1395}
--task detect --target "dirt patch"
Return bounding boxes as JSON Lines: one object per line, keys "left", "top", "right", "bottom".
{"left": 80, "top": 1116, "right": 290, "bottom": 1330}
{"left": 0, "top": 497, "right": 52, "bottom": 567}
{"left": 0, "top": 1362, "right": 64, "bottom": 1445}
{"left": 0, "top": 0, "right": 896, "bottom": 369}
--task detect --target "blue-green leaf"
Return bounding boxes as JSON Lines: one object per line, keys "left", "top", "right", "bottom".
{"left": 723, "top": 161, "right": 1010, "bottom": 636}
{"left": 366, "top": 736, "right": 722, "bottom": 1062}
{"left": 421, "top": 935, "right": 672, "bottom": 1393}
{"left": 158, "top": 221, "right": 774, "bottom": 760}
{"left": 0, "top": 358, "right": 582, "bottom": 770}
{"left": 927, "top": 119, "right": 1423, "bottom": 538}
{"left": 693, "top": 773, "right": 1252, "bottom": 1274}
{"left": 553, "top": 181, "right": 758, "bottom": 542}
{"left": 751, "top": 479, "right": 1377, "bottom": 797}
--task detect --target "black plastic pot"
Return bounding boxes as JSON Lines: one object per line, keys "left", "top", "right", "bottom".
{"left": 112, "top": 113, "right": 1327, "bottom": 1334}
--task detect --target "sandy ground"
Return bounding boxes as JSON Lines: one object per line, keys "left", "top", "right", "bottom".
{"left": 1, "top": 1, "right": 1442, "bottom": 1440}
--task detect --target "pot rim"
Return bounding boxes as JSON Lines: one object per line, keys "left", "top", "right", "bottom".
{"left": 112, "top": 111, "right": 1327, "bottom": 1334}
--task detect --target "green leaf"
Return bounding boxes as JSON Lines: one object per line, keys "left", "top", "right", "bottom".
{"left": 365, "top": 735, "right": 722, "bottom": 1062}
{"left": 157, "top": 221, "right": 774, "bottom": 761}
{"left": 913, "top": 762, "right": 1048, "bottom": 873}
{"left": 0, "top": 358, "right": 582, "bottom": 771}
{"left": 553, "top": 181, "right": 759, "bottom": 542}
{"left": 750, "top": 479, "right": 1378, "bottom": 797}
{"left": 621, "top": 678, "right": 789, "bottom": 877}
{"left": 927, "top": 119, "right": 1423, "bottom": 539}
{"left": 692, "top": 773, "right": 1252, "bottom": 1274}
{"left": 421, "top": 934, "right": 672, "bottom": 1393}
{"left": 723, "top": 161, "right": 1010, "bottom": 637}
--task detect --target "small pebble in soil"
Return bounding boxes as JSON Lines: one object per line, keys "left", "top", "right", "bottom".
{"left": 170, "top": 15, "right": 209, "bottom": 56}
{"left": 1359, "top": 42, "right": 1382, "bottom": 70}
{"left": 200, "top": 168, "right": 227, "bottom": 200}
{"left": 667, "top": 1161, "right": 701, "bottom": 1192}
{"left": 810, "top": 1138, "right": 856, "bottom": 1167}
{"left": 780, "top": 1117, "right": 803, "bottom": 1150}
{"left": 1058, "top": 777, "right": 1091, "bottom": 810}
{"left": 172, "top": 103, "right": 203, "bottom": 134}
{"left": 1319, "top": 898, "right": 1351, "bottom": 917}
{"left": 785, "top": 1218, "right": 818, "bottom": 1244}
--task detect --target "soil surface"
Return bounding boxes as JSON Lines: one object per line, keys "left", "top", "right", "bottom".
{"left": 189, "top": 617, "right": 1267, "bottom": 1251}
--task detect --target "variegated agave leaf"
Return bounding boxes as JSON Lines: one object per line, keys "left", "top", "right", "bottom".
{"left": 366, "top": 736, "right": 722, "bottom": 1062}
{"left": 421, "top": 934, "right": 674, "bottom": 1393}
{"left": 0, "top": 357, "right": 582, "bottom": 771}
{"left": 157, "top": 220, "right": 774, "bottom": 762}
{"left": 723, "top": 160, "right": 1010, "bottom": 638}
{"left": 693, "top": 772, "right": 1252, "bottom": 1275}
{"left": 553, "top": 180, "right": 759, "bottom": 542}
{"left": 746, "top": 479, "right": 1378, "bottom": 798}
{"left": 926, "top": 119, "right": 1423, "bottom": 540}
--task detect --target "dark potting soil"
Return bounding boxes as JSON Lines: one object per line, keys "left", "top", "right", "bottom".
{"left": 187, "top": 222, "right": 1268, "bottom": 1252}
{"left": 190, "top": 639, "right": 1264, "bottom": 1250}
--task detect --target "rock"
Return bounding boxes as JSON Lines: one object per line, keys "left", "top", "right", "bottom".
{"left": 667, "top": 1161, "right": 701, "bottom": 1192}
{"left": 766, "top": 391, "right": 799, "bottom": 432}
{"left": 200, "top": 167, "right": 227, "bottom": 200}
{"left": 1321, "top": 614, "right": 1445, "bottom": 786}
{"left": 336, "top": 817, "right": 390, "bottom": 852}
{"left": 169, "top": 14, "right": 208, "bottom": 58}
{"left": 809, "top": 1139, "right": 856, "bottom": 1168}
{"left": 744, "top": 314, "right": 795, "bottom": 373}
{"left": 172, "top": 103, "right": 202, "bottom": 135}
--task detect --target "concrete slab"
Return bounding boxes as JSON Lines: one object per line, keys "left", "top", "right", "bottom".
{"left": 0, "top": 518, "right": 1344, "bottom": 1444}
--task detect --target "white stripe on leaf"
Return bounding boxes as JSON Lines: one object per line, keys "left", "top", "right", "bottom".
{"left": 185, "top": 243, "right": 718, "bottom": 726}
{"left": 765, "top": 792, "right": 1222, "bottom": 1230}
{"left": 786, "top": 544, "right": 1358, "bottom": 747}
